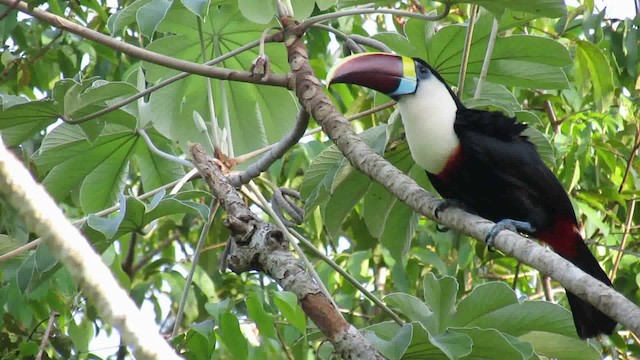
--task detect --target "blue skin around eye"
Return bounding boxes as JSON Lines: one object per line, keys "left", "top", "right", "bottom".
{"left": 388, "top": 78, "right": 418, "bottom": 97}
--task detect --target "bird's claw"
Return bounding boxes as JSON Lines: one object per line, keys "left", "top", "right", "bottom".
{"left": 435, "top": 199, "right": 462, "bottom": 219}
{"left": 485, "top": 219, "right": 535, "bottom": 252}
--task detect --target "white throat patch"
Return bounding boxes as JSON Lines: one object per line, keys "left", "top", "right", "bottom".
{"left": 397, "top": 76, "right": 460, "bottom": 174}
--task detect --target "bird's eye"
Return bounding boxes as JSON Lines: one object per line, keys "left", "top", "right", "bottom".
{"left": 417, "top": 64, "right": 430, "bottom": 79}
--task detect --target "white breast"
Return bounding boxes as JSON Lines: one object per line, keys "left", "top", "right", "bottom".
{"left": 397, "top": 76, "right": 460, "bottom": 174}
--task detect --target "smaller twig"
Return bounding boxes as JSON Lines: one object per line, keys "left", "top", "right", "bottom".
{"left": 244, "top": 181, "right": 338, "bottom": 309}
{"left": 130, "top": 236, "right": 177, "bottom": 273}
{"left": 611, "top": 199, "right": 636, "bottom": 280}
{"left": 197, "top": 17, "right": 221, "bottom": 149}
{"left": 348, "top": 34, "right": 393, "bottom": 53}
{"left": 511, "top": 261, "right": 521, "bottom": 290}
{"left": 229, "top": 101, "right": 396, "bottom": 166}
{"left": 457, "top": 4, "right": 479, "bottom": 97}
{"left": 172, "top": 201, "right": 219, "bottom": 339}
{"left": 0, "top": 0, "right": 19, "bottom": 21}
{"left": 473, "top": 17, "right": 498, "bottom": 99}
{"left": 231, "top": 109, "right": 309, "bottom": 186}
{"left": 276, "top": 326, "right": 296, "bottom": 360}
{"left": 298, "top": 3, "right": 451, "bottom": 32}
{"left": 410, "top": 0, "right": 426, "bottom": 14}
{"left": 344, "top": 37, "right": 365, "bottom": 54}
{"left": 584, "top": 239, "right": 640, "bottom": 258}
{"left": 138, "top": 129, "right": 193, "bottom": 168}
{"left": 480, "top": 270, "right": 539, "bottom": 279}
{"left": 0, "top": 173, "right": 198, "bottom": 263}
{"left": 59, "top": 33, "right": 282, "bottom": 124}
{"left": 289, "top": 229, "right": 404, "bottom": 325}
{"left": 36, "top": 311, "right": 59, "bottom": 360}
{"left": 542, "top": 275, "right": 555, "bottom": 302}
{"left": 271, "top": 187, "right": 304, "bottom": 226}
{"left": 122, "top": 233, "right": 137, "bottom": 277}
{"left": 619, "top": 123, "right": 640, "bottom": 193}
{"left": 251, "top": 26, "right": 280, "bottom": 80}
{"left": 543, "top": 100, "right": 560, "bottom": 134}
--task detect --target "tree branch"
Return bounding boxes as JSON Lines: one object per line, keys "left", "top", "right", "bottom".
{"left": 189, "top": 143, "right": 383, "bottom": 359}
{"left": 281, "top": 17, "right": 640, "bottom": 337}
{"left": 0, "top": 0, "right": 290, "bottom": 88}
{"left": 0, "top": 144, "right": 181, "bottom": 360}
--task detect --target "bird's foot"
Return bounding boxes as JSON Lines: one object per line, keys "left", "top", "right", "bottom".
{"left": 485, "top": 219, "right": 536, "bottom": 252}
{"left": 435, "top": 199, "right": 465, "bottom": 219}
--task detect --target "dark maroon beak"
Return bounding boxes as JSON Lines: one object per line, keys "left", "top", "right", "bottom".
{"left": 326, "top": 53, "right": 418, "bottom": 97}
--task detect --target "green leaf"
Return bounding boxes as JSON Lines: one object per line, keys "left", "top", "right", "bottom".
{"left": 179, "top": 262, "right": 216, "bottom": 299}
{"left": 246, "top": 292, "right": 277, "bottom": 339}
{"left": 575, "top": 40, "right": 614, "bottom": 112}
{"left": 422, "top": 274, "right": 459, "bottom": 334}
{"left": 364, "top": 323, "right": 412, "bottom": 359}
{"left": 218, "top": 312, "right": 248, "bottom": 360}
{"left": 238, "top": 0, "right": 275, "bottom": 24}
{"left": 143, "top": 5, "right": 298, "bottom": 157}
{"left": 322, "top": 170, "right": 371, "bottom": 235}
{"left": 68, "top": 318, "right": 93, "bottom": 353}
{"left": 67, "top": 80, "right": 138, "bottom": 116}
{"left": 35, "top": 123, "right": 138, "bottom": 212}
{"left": 453, "top": 0, "right": 566, "bottom": 18}
{"left": 108, "top": 0, "right": 155, "bottom": 34}
{"left": 181, "top": 0, "right": 212, "bottom": 18}
{"left": 378, "top": 13, "right": 572, "bottom": 89}
{"left": 137, "top": 0, "right": 172, "bottom": 37}
{"left": 363, "top": 181, "right": 396, "bottom": 238}
{"left": 450, "top": 327, "right": 527, "bottom": 359}
{"left": 273, "top": 291, "right": 306, "bottom": 334}
{"left": 86, "top": 194, "right": 127, "bottom": 239}
{"left": 291, "top": 0, "right": 315, "bottom": 21}
{"left": 0, "top": 100, "right": 58, "bottom": 147}
{"left": 520, "top": 331, "right": 600, "bottom": 360}
{"left": 133, "top": 130, "right": 187, "bottom": 191}
{"left": 315, "top": 0, "right": 336, "bottom": 10}
{"left": 385, "top": 293, "right": 432, "bottom": 329}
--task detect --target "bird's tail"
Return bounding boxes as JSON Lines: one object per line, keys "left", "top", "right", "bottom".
{"left": 564, "top": 238, "right": 616, "bottom": 338}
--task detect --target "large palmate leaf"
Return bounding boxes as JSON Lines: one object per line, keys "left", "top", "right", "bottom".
{"left": 374, "top": 11, "right": 572, "bottom": 89}
{"left": 373, "top": 275, "right": 598, "bottom": 359}
{"left": 141, "top": 5, "right": 298, "bottom": 159}
{"left": 33, "top": 121, "right": 185, "bottom": 213}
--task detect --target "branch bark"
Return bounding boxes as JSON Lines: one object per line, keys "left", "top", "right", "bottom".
{"left": 0, "top": 144, "right": 182, "bottom": 360}
{"left": 280, "top": 17, "right": 640, "bottom": 337}
{"left": 0, "top": 0, "right": 290, "bottom": 88}
{"left": 189, "top": 143, "right": 383, "bottom": 359}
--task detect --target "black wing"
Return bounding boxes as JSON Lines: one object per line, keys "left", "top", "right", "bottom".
{"left": 430, "top": 109, "right": 576, "bottom": 231}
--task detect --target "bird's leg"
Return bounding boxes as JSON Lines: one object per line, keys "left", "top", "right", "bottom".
{"left": 485, "top": 219, "right": 536, "bottom": 252}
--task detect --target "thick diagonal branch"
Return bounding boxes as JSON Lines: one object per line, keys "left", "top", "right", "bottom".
{"left": 189, "top": 143, "right": 383, "bottom": 360}
{"left": 0, "top": 145, "right": 181, "bottom": 360}
{"left": 281, "top": 20, "right": 640, "bottom": 336}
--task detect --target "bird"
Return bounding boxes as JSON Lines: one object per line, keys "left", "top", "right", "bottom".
{"left": 326, "top": 52, "right": 616, "bottom": 339}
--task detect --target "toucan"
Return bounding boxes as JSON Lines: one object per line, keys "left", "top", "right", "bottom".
{"left": 326, "top": 52, "right": 616, "bottom": 338}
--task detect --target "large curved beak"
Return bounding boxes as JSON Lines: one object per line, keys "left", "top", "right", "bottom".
{"left": 326, "top": 52, "right": 418, "bottom": 97}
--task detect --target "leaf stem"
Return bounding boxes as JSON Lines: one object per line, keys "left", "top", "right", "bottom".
{"left": 171, "top": 201, "right": 219, "bottom": 339}
{"left": 299, "top": 3, "right": 451, "bottom": 31}
{"left": 473, "top": 17, "right": 498, "bottom": 99}
{"left": 197, "top": 16, "right": 222, "bottom": 149}
{"left": 137, "top": 129, "right": 193, "bottom": 167}
{"left": 457, "top": 4, "right": 479, "bottom": 97}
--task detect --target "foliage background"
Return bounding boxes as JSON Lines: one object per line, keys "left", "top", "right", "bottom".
{"left": 0, "top": 0, "right": 638, "bottom": 358}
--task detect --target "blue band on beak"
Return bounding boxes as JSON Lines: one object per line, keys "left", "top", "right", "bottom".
{"left": 388, "top": 77, "right": 418, "bottom": 97}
